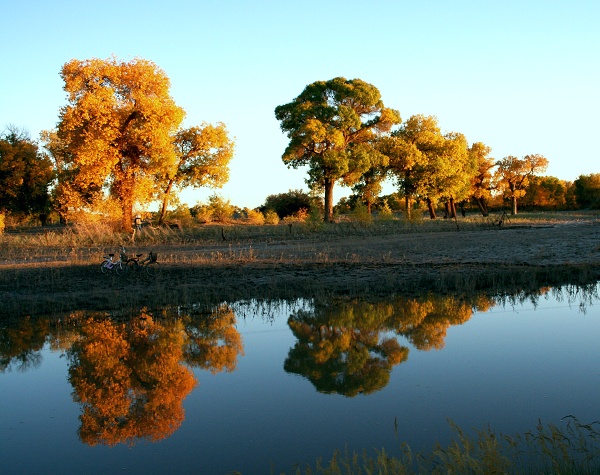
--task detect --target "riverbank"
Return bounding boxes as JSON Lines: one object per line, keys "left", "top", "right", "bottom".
{"left": 2, "top": 215, "right": 600, "bottom": 318}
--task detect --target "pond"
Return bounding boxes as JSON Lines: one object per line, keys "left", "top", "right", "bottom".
{"left": 1, "top": 284, "right": 599, "bottom": 474}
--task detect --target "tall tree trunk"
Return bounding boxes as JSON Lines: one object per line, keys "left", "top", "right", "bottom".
{"left": 324, "top": 177, "right": 334, "bottom": 223}
{"left": 449, "top": 197, "right": 457, "bottom": 219}
{"left": 115, "top": 175, "right": 135, "bottom": 231}
{"left": 510, "top": 183, "right": 518, "bottom": 215}
{"left": 122, "top": 196, "right": 134, "bottom": 231}
{"left": 158, "top": 179, "right": 175, "bottom": 225}
{"left": 426, "top": 198, "right": 437, "bottom": 219}
{"left": 473, "top": 196, "right": 488, "bottom": 216}
{"left": 405, "top": 195, "right": 412, "bottom": 220}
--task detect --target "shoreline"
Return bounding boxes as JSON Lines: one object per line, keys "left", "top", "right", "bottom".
{"left": 2, "top": 221, "right": 600, "bottom": 318}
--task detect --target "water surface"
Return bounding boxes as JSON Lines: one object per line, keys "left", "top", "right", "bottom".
{"left": 1, "top": 286, "right": 599, "bottom": 474}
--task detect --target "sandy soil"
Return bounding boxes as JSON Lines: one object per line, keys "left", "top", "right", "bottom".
{"left": 2, "top": 221, "right": 600, "bottom": 317}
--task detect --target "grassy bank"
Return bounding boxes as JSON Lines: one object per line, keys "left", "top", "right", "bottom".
{"left": 1, "top": 210, "right": 599, "bottom": 318}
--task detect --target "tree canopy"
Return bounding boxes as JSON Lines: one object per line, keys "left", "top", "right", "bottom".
{"left": 495, "top": 154, "right": 549, "bottom": 214}
{"left": 53, "top": 57, "right": 185, "bottom": 229}
{"left": 0, "top": 126, "right": 54, "bottom": 224}
{"left": 275, "top": 77, "right": 400, "bottom": 222}
{"left": 157, "top": 124, "right": 234, "bottom": 225}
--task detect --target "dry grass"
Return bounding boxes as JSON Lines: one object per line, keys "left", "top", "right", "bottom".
{"left": 292, "top": 416, "right": 600, "bottom": 475}
{"left": 1, "top": 210, "right": 599, "bottom": 318}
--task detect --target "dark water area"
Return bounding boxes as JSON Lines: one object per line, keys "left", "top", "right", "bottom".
{"left": 1, "top": 284, "right": 599, "bottom": 474}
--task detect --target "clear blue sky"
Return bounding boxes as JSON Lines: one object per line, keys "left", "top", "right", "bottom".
{"left": 1, "top": 0, "right": 598, "bottom": 209}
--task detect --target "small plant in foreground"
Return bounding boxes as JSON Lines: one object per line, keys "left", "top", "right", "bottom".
{"left": 287, "top": 417, "right": 600, "bottom": 475}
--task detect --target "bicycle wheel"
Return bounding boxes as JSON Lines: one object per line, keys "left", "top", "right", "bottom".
{"left": 127, "top": 260, "right": 140, "bottom": 274}
{"left": 145, "top": 262, "right": 159, "bottom": 276}
{"left": 114, "top": 262, "right": 127, "bottom": 275}
{"left": 100, "top": 261, "right": 111, "bottom": 274}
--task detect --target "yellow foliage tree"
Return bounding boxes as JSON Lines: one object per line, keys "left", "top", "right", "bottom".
{"left": 468, "top": 142, "right": 496, "bottom": 216}
{"left": 54, "top": 57, "right": 185, "bottom": 229}
{"left": 157, "top": 124, "right": 234, "bottom": 225}
{"left": 495, "top": 154, "right": 549, "bottom": 215}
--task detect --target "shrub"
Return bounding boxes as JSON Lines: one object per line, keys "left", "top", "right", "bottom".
{"left": 283, "top": 208, "right": 309, "bottom": 223}
{"left": 245, "top": 208, "right": 265, "bottom": 225}
{"left": 264, "top": 209, "right": 280, "bottom": 225}
{"left": 260, "top": 189, "right": 314, "bottom": 219}
{"left": 376, "top": 200, "right": 395, "bottom": 221}
{"left": 351, "top": 202, "right": 372, "bottom": 224}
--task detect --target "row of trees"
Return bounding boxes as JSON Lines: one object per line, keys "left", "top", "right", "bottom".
{"left": 1, "top": 61, "right": 599, "bottom": 228}
{"left": 275, "top": 77, "right": 557, "bottom": 221}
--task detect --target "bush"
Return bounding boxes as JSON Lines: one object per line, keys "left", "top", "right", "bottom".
{"left": 264, "top": 209, "right": 280, "bottom": 225}
{"left": 283, "top": 208, "right": 309, "bottom": 223}
{"left": 260, "top": 189, "right": 314, "bottom": 219}
{"left": 376, "top": 200, "right": 395, "bottom": 221}
{"left": 244, "top": 208, "right": 265, "bottom": 225}
{"left": 351, "top": 202, "right": 372, "bottom": 224}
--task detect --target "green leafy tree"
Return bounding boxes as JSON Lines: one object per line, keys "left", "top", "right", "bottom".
{"left": 157, "top": 124, "right": 234, "bottom": 225}
{"left": 495, "top": 154, "right": 549, "bottom": 215}
{"left": 275, "top": 77, "right": 400, "bottom": 222}
{"left": 573, "top": 173, "right": 600, "bottom": 209}
{"left": 418, "top": 131, "right": 471, "bottom": 219}
{"left": 351, "top": 165, "right": 388, "bottom": 214}
{"left": 521, "top": 176, "right": 567, "bottom": 210}
{"left": 0, "top": 127, "right": 54, "bottom": 225}
{"left": 382, "top": 115, "right": 443, "bottom": 219}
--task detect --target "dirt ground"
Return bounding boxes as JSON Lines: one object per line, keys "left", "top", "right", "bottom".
{"left": 2, "top": 220, "right": 600, "bottom": 318}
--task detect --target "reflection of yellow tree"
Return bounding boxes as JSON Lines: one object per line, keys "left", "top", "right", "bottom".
{"left": 0, "top": 316, "right": 49, "bottom": 372}
{"left": 182, "top": 304, "right": 244, "bottom": 373}
{"left": 67, "top": 313, "right": 196, "bottom": 446}
{"left": 284, "top": 300, "right": 409, "bottom": 397}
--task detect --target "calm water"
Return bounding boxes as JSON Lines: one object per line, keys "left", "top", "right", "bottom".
{"left": 1, "top": 285, "right": 599, "bottom": 474}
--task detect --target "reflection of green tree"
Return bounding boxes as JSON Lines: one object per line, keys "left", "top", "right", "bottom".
{"left": 0, "top": 317, "right": 49, "bottom": 372}
{"left": 389, "top": 296, "right": 476, "bottom": 350}
{"left": 182, "top": 304, "right": 244, "bottom": 373}
{"left": 67, "top": 313, "right": 197, "bottom": 446}
{"left": 284, "top": 293, "right": 501, "bottom": 396}
{"left": 284, "top": 301, "right": 409, "bottom": 397}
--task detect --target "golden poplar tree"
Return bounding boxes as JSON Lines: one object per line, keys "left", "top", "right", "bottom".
{"left": 157, "top": 124, "right": 234, "bottom": 225}
{"left": 495, "top": 154, "right": 549, "bottom": 215}
{"left": 55, "top": 57, "right": 185, "bottom": 229}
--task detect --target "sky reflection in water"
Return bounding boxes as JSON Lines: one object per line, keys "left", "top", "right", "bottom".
{"left": 1, "top": 286, "right": 599, "bottom": 474}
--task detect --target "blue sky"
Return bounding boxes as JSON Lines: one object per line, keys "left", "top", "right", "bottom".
{"left": 1, "top": 0, "right": 598, "bottom": 209}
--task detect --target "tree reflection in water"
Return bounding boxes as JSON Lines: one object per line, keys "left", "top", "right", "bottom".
{"left": 1, "top": 284, "right": 597, "bottom": 443}
{"left": 284, "top": 293, "right": 497, "bottom": 396}
{"left": 66, "top": 305, "right": 243, "bottom": 446}
{"left": 67, "top": 313, "right": 196, "bottom": 446}
{"left": 183, "top": 304, "right": 244, "bottom": 373}
{"left": 0, "top": 316, "right": 48, "bottom": 372}
{"left": 284, "top": 300, "right": 409, "bottom": 397}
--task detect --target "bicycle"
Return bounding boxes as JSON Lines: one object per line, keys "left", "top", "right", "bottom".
{"left": 100, "top": 247, "right": 128, "bottom": 275}
{"left": 494, "top": 210, "right": 511, "bottom": 227}
{"left": 126, "top": 250, "right": 160, "bottom": 276}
